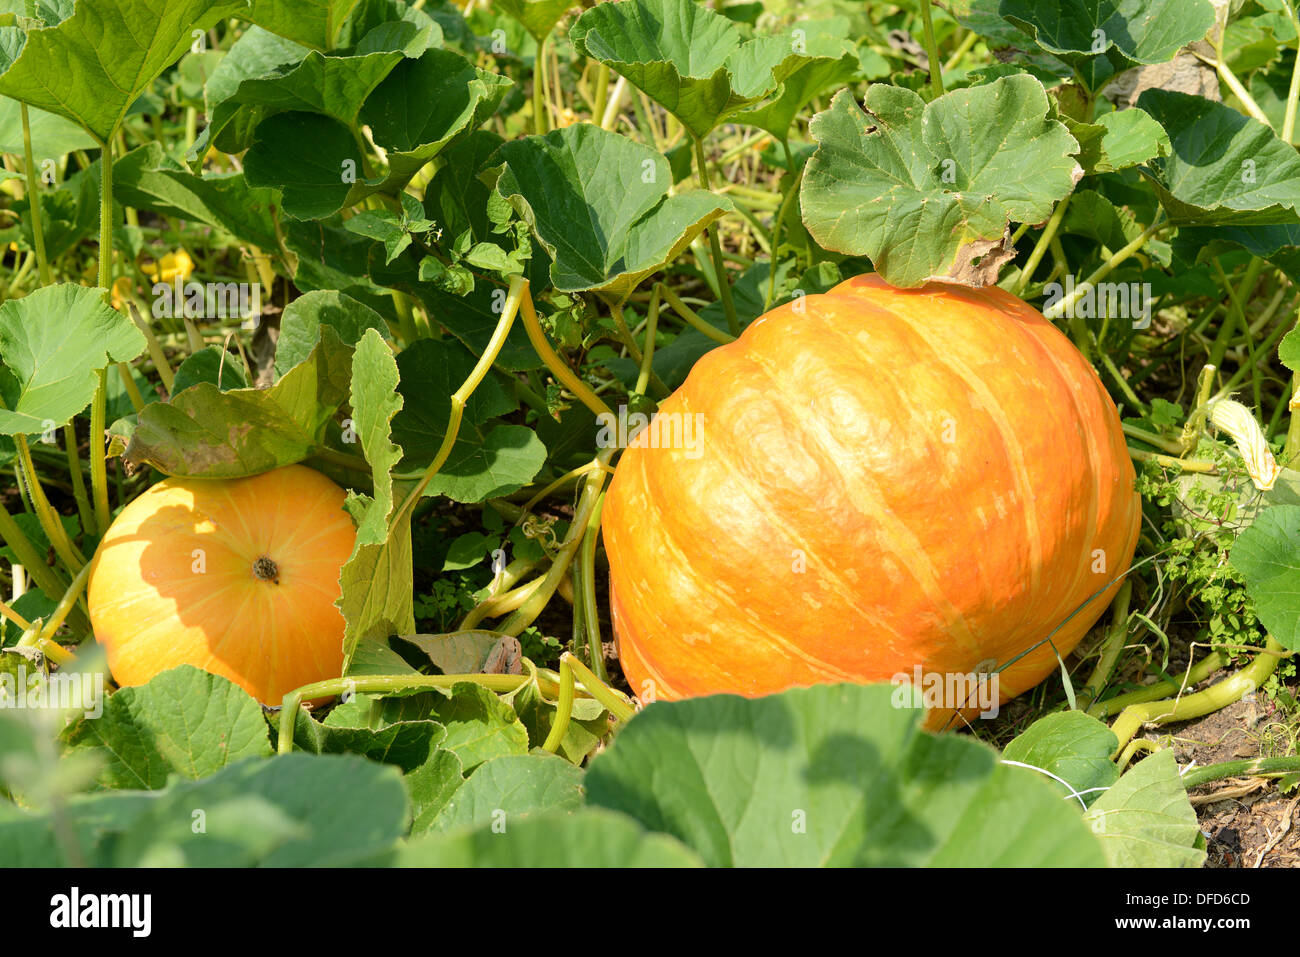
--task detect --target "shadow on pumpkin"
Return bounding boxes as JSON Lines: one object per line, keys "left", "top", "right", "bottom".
{"left": 94, "top": 498, "right": 346, "bottom": 705}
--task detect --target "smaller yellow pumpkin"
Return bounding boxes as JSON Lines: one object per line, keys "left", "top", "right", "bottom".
{"left": 88, "top": 465, "right": 357, "bottom": 705}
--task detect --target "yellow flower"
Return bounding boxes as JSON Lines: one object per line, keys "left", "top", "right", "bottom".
{"left": 553, "top": 107, "right": 581, "bottom": 129}
{"left": 141, "top": 247, "right": 195, "bottom": 284}
{"left": 1206, "top": 397, "right": 1283, "bottom": 491}
{"left": 110, "top": 275, "right": 134, "bottom": 310}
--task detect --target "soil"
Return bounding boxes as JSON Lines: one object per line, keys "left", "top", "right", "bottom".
{"left": 1159, "top": 695, "right": 1300, "bottom": 868}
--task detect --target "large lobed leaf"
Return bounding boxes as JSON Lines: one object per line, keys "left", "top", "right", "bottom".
{"left": 59, "top": 667, "right": 273, "bottom": 790}
{"left": 569, "top": 0, "right": 809, "bottom": 139}
{"left": 0, "top": 753, "right": 408, "bottom": 867}
{"left": 584, "top": 683, "right": 1108, "bottom": 866}
{"left": 496, "top": 122, "right": 732, "bottom": 301}
{"left": 802, "top": 77, "right": 1082, "bottom": 287}
{"left": 1000, "top": 0, "right": 1216, "bottom": 92}
{"left": 123, "top": 327, "right": 352, "bottom": 476}
{"left": 0, "top": 284, "right": 146, "bottom": 436}
{"left": 339, "top": 328, "right": 415, "bottom": 669}
{"left": 1231, "top": 505, "right": 1300, "bottom": 652}
{"left": 1138, "top": 89, "right": 1300, "bottom": 227}
{"left": 0, "top": 0, "right": 245, "bottom": 142}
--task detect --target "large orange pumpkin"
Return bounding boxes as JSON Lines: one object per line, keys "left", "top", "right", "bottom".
{"left": 603, "top": 275, "right": 1140, "bottom": 728}
{"left": 88, "top": 465, "right": 357, "bottom": 705}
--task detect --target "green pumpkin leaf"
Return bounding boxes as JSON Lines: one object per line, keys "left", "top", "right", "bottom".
{"left": 59, "top": 666, "right": 274, "bottom": 791}
{"left": 360, "top": 48, "right": 512, "bottom": 192}
{"left": 569, "top": 0, "right": 808, "bottom": 139}
{"left": 1002, "top": 711, "right": 1120, "bottom": 808}
{"left": 0, "top": 283, "right": 146, "bottom": 436}
{"left": 426, "top": 681, "right": 529, "bottom": 771}
{"left": 1230, "top": 505, "right": 1300, "bottom": 652}
{"left": 1137, "top": 89, "right": 1300, "bottom": 226}
{"left": 123, "top": 327, "right": 352, "bottom": 477}
{"left": 0, "top": 752, "right": 409, "bottom": 867}
{"left": 292, "top": 704, "right": 444, "bottom": 773}
{"left": 199, "top": 46, "right": 404, "bottom": 156}
{"left": 406, "top": 748, "right": 465, "bottom": 833}
{"left": 1281, "top": 325, "right": 1300, "bottom": 376}
{"left": 275, "top": 289, "right": 389, "bottom": 378}
{"left": 802, "top": 77, "right": 1082, "bottom": 287}
{"left": 348, "top": 328, "right": 403, "bottom": 542}
{"left": 397, "top": 630, "right": 515, "bottom": 674}
{"left": 202, "top": 24, "right": 308, "bottom": 114}
{"left": 423, "top": 752, "right": 584, "bottom": 834}
{"left": 496, "top": 123, "right": 731, "bottom": 301}
{"left": 584, "top": 683, "right": 1107, "bottom": 867}
{"left": 113, "top": 143, "right": 282, "bottom": 252}
{"left": 733, "top": 17, "right": 859, "bottom": 140}
{"left": 495, "top": 0, "right": 574, "bottom": 43}
{"left": 171, "top": 345, "right": 249, "bottom": 393}
{"left": 338, "top": 510, "right": 417, "bottom": 672}
{"left": 1082, "top": 749, "right": 1206, "bottom": 867}
{"left": 241, "top": 0, "right": 364, "bottom": 51}
{"left": 0, "top": 0, "right": 245, "bottom": 142}
{"left": 1064, "top": 106, "right": 1169, "bottom": 176}
{"left": 393, "top": 806, "right": 704, "bottom": 866}
{"left": 0, "top": 96, "right": 95, "bottom": 156}
{"left": 1172, "top": 223, "right": 1300, "bottom": 281}
{"left": 243, "top": 111, "right": 368, "bottom": 221}
{"left": 339, "top": 329, "right": 415, "bottom": 671}
{"left": 999, "top": 0, "right": 1216, "bottom": 93}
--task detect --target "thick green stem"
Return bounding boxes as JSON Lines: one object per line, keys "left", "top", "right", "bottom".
{"left": 693, "top": 137, "right": 739, "bottom": 335}
{"left": 115, "top": 362, "right": 146, "bottom": 415}
{"left": 916, "top": 0, "right": 945, "bottom": 98}
{"left": 1109, "top": 638, "right": 1288, "bottom": 756}
{"left": 634, "top": 287, "right": 660, "bottom": 396}
{"left": 13, "top": 435, "right": 85, "bottom": 573}
{"left": 392, "top": 277, "right": 526, "bottom": 527}
{"left": 458, "top": 575, "right": 546, "bottom": 629}
{"left": 533, "top": 33, "right": 550, "bottom": 135}
{"left": 519, "top": 285, "right": 616, "bottom": 420}
{"left": 0, "top": 501, "right": 69, "bottom": 607}
{"left": 1284, "top": 300, "right": 1300, "bottom": 466}
{"left": 609, "top": 301, "right": 669, "bottom": 398}
{"left": 1088, "top": 651, "right": 1225, "bottom": 718}
{"left": 90, "top": 137, "right": 116, "bottom": 536}
{"left": 561, "top": 652, "right": 635, "bottom": 722}
{"left": 34, "top": 559, "right": 92, "bottom": 644}
{"left": 943, "top": 28, "right": 979, "bottom": 72}
{"left": 578, "top": 490, "right": 607, "bottom": 682}
{"left": 20, "top": 103, "right": 51, "bottom": 286}
{"left": 1180, "top": 756, "right": 1300, "bottom": 790}
{"left": 765, "top": 143, "right": 804, "bottom": 310}
{"left": 656, "top": 283, "right": 735, "bottom": 345}
{"left": 498, "top": 448, "right": 614, "bottom": 637}
{"left": 591, "top": 61, "right": 610, "bottom": 124}
{"left": 1122, "top": 423, "right": 1183, "bottom": 454}
{"left": 1011, "top": 195, "right": 1070, "bottom": 297}
{"left": 1206, "top": 258, "right": 1261, "bottom": 372}
{"left": 89, "top": 368, "right": 110, "bottom": 535}
{"left": 540, "top": 656, "right": 575, "bottom": 752}
{"left": 1179, "top": 364, "right": 1218, "bottom": 454}
{"left": 1128, "top": 448, "right": 1218, "bottom": 473}
{"left": 1042, "top": 220, "right": 1167, "bottom": 322}
{"left": 1078, "top": 581, "right": 1132, "bottom": 709}
{"left": 1282, "top": 2, "right": 1300, "bottom": 141}
{"left": 277, "top": 673, "right": 550, "bottom": 753}
{"left": 63, "top": 426, "right": 94, "bottom": 540}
